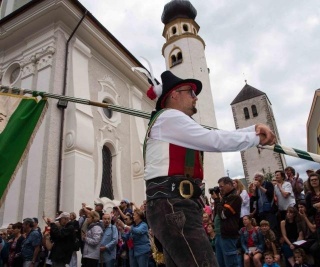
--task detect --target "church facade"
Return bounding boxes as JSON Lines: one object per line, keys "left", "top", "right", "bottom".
{"left": 0, "top": 0, "right": 225, "bottom": 229}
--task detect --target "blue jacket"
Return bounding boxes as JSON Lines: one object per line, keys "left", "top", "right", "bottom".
{"left": 123, "top": 221, "right": 150, "bottom": 257}
{"left": 239, "top": 227, "right": 265, "bottom": 254}
{"left": 100, "top": 224, "right": 118, "bottom": 262}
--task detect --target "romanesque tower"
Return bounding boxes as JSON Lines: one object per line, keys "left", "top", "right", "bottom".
{"left": 231, "top": 83, "right": 286, "bottom": 182}
{"left": 161, "top": 0, "right": 225, "bottom": 185}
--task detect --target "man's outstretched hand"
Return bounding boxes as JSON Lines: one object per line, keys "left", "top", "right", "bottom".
{"left": 255, "top": 123, "right": 276, "bottom": 146}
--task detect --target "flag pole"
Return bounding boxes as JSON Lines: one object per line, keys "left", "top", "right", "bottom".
{"left": 1, "top": 84, "right": 319, "bottom": 164}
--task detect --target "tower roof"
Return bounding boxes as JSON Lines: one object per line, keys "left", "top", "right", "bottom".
{"left": 231, "top": 83, "right": 266, "bottom": 105}
{"left": 161, "top": 0, "right": 197, "bottom": 24}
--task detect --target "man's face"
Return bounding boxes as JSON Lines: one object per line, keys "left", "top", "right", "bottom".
{"left": 120, "top": 201, "right": 127, "bottom": 209}
{"left": 95, "top": 204, "right": 103, "bottom": 212}
{"left": 275, "top": 172, "right": 282, "bottom": 182}
{"left": 7, "top": 224, "right": 13, "bottom": 235}
{"left": 22, "top": 223, "right": 29, "bottom": 233}
{"left": 254, "top": 175, "right": 262, "bottom": 186}
{"left": 102, "top": 214, "right": 111, "bottom": 227}
{"left": 173, "top": 85, "right": 198, "bottom": 117}
{"left": 218, "top": 181, "right": 232, "bottom": 196}
{"left": 59, "top": 217, "right": 69, "bottom": 226}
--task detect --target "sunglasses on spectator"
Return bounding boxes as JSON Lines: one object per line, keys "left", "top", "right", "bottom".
{"left": 310, "top": 179, "right": 318, "bottom": 182}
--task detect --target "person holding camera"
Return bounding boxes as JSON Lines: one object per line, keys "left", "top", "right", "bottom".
{"left": 46, "top": 212, "right": 75, "bottom": 267}
{"left": 250, "top": 173, "right": 278, "bottom": 235}
{"left": 213, "top": 176, "right": 242, "bottom": 267}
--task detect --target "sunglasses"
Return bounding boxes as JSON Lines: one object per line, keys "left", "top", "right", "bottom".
{"left": 176, "top": 89, "right": 197, "bottom": 98}
{"left": 310, "top": 179, "right": 318, "bottom": 182}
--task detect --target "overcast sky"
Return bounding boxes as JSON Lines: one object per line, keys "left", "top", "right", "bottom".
{"left": 78, "top": 0, "right": 320, "bottom": 180}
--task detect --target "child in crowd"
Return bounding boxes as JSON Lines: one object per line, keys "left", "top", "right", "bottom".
{"left": 259, "top": 220, "right": 280, "bottom": 264}
{"left": 293, "top": 248, "right": 312, "bottom": 267}
{"left": 262, "top": 252, "right": 280, "bottom": 267}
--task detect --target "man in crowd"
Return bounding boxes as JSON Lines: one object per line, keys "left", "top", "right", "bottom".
{"left": 100, "top": 213, "right": 118, "bottom": 267}
{"left": 285, "top": 166, "right": 304, "bottom": 202}
{"left": 214, "top": 176, "right": 242, "bottom": 267}
{"left": 144, "top": 70, "right": 276, "bottom": 266}
{"left": 274, "top": 170, "right": 296, "bottom": 221}
{"left": 21, "top": 218, "right": 42, "bottom": 267}
{"left": 47, "top": 212, "right": 75, "bottom": 267}
{"left": 94, "top": 202, "right": 105, "bottom": 220}
{"left": 250, "top": 172, "right": 278, "bottom": 233}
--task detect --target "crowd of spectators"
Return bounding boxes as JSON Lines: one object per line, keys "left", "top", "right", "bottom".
{"left": 0, "top": 200, "right": 155, "bottom": 267}
{"left": 203, "top": 167, "right": 320, "bottom": 267}
{"left": 0, "top": 166, "right": 320, "bottom": 267}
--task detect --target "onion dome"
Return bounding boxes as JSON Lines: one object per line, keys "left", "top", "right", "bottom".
{"left": 161, "top": 0, "right": 197, "bottom": 24}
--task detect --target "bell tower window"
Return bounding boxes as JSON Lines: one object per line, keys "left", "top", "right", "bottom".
{"left": 252, "top": 105, "right": 258, "bottom": 117}
{"left": 183, "top": 24, "right": 189, "bottom": 32}
{"left": 170, "top": 48, "right": 183, "bottom": 67}
{"left": 172, "top": 26, "right": 177, "bottom": 34}
{"left": 244, "top": 107, "right": 250, "bottom": 119}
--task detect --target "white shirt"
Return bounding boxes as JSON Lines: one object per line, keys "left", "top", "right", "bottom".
{"left": 145, "top": 109, "right": 260, "bottom": 180}
{"left": 149, "top": 109, "right": 259, "bottom": 152}
{"left": 274, "top": 181, "right": 296, "bottom": 210}
{"left": 240, "top": 190, "right": 250, "bottom": 217}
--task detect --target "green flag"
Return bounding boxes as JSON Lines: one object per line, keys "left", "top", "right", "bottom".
{"left": 0, "top": 93, "right": 48, "bottom": 205}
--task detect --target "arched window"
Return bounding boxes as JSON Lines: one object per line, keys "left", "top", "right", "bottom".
{"left": 100, "top": 145, "right": 114, "bottom": 199}
{"left": 172, "top": 26, "right": 177, "bottom": 34}
{"left": 171, "top": 55, "right": 177, "bottom": 66}
{"left": 244, "top": 107, "right": 250, "bottom": 119}
{"left": 251, "top": 105, "right": 258, "bottom": 117}
{"left": 177, "top": 52, "right": 182, "bottom": 63}
{"left": 183, "top": 24, "right": 189, "bottom": 32}
{"left": 102, "top": 99, "right": 113, "bottom": 119}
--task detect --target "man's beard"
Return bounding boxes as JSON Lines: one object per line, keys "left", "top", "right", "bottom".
{"left": 192, "top": 106, "right": 197, "bottom": 114}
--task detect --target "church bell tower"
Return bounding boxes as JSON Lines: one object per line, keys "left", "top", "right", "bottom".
{"left": 161, "top": 0, "right": 225, "bottom": 185}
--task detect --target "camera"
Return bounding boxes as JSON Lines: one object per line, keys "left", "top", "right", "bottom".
{"left": 208, "top": 186, "right": 220, "bottom": 195}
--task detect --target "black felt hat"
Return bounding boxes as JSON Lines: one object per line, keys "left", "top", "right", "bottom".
{"left": 147, "top": 71, "right": 202, "bottom": 111}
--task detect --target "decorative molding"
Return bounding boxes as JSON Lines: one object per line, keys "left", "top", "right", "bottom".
{"left": 20, "top": 46, "right": 55, "bottom": 77}
{"left": 97, "top": 76, "right": 121, "bottom": 127}
{"left": 65, "top": 131, "right": 75, "bottom": 150}
{"left": 36, "top": 46, "right": 55, "bottom": 71}
{"left": 132, "top": 160, "right": 143, "bottom": 176}
{"left": 101, "top": 75, "right": 116, "bottom": 89}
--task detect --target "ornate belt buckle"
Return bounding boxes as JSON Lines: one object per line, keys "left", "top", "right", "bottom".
{"left": 179, "top": 180, "right": 194, "bottom": 199}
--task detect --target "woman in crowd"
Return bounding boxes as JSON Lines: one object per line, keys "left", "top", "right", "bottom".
{"left": 7, "top": 222, "right": 24, "bottom": 267}
{"left": 240, "top": 215, "right": 265, "bottom": 267}
{"left": 207, "top": 223, "right": 216, "bottom": 253}
{"left": 118, "top": 209, "right": 150, "bottom": 267}
{"left": 81, "top": 210, "right": 103, "bottom": 267}
{"left": 280, "top": 207, "right": 304, "bottom": 267}
{"left": 298, "top": 201, "right": 320, "bottom": 266}
{"left": 305, "top": 173, "right": 320, "bottom": 220}
{"left": 202, "top": 212, "right": 212, "bottom": 234}
{"left": 234, "top": 179, "right": 250, "bottom": 228}
{"left": 117, "top": 212, "right": 134, "bottom": 267}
